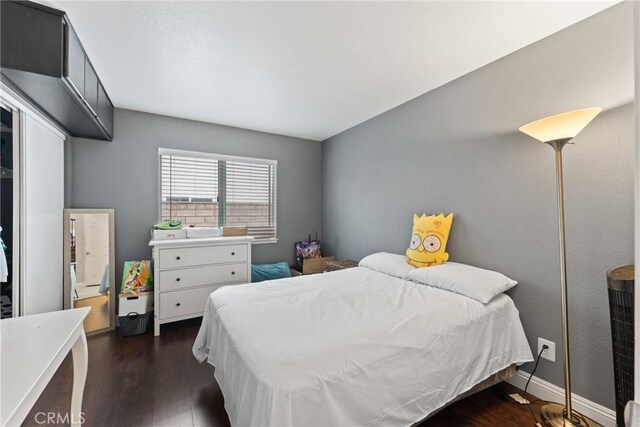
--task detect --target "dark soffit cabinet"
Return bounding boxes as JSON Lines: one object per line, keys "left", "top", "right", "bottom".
{"left": 1, "top": 1, "right": 114, "bottom": 141}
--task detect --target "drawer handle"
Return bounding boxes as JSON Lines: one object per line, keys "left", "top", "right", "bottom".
{"left": 231, "top": 252, "right": 235, "bottom": 256}
{"left": 176, "top": 277, "right": 181, "bottom": 282}
{"left": 176, "top": 256, "right": 181, "bottom": 260}
{"left": 176, "top": 303, "right": 181, "bottom": 307}
{"left": 231, "top": 271, "right": 235, "bottom": 275}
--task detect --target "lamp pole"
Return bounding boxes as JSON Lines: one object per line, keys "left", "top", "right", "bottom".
{"left": 550, "top": 138, "right": 573, "bottom": 418}
{"left": 519, "top": 108, "right": 602, "bottom": 427}
{"left": 541, "top": 138, "right": 591, "bottom": 426}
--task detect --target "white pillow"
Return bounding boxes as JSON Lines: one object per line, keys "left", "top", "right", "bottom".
{"left": 359, "top": 252, "right": 415, "bottom": 278}
{"left": 406, "top": 262, "right": 517, "bottom": 303}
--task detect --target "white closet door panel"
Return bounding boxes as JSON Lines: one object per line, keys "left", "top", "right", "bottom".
{"left": 22, "top": 115, "right": 64, "bottom": 315}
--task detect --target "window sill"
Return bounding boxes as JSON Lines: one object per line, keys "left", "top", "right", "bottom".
{"left": 252, "top": 238, "right": 278, "bottom": 245}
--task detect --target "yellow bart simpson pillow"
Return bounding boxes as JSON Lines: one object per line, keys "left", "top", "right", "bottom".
{"left": 406, "top": 213, "right": 454, "bottom": 268}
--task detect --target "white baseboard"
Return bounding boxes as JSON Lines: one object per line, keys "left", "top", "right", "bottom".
{"left": 506, "top": 369, "right": 616, "bottom": 427}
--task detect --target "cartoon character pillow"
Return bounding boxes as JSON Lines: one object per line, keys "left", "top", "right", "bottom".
{"left": 406, "top": 213, "right": 454, "bottom": 268}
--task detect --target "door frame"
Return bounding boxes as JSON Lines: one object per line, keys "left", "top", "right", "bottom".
{"left": 634, "top": 0, "right": 640, "bottom": 400}
{"left": 1, "top": 83, "right": 67, "bottom": 316}
{"left": 0, "top": 98, "right": 21, "bottom": 318}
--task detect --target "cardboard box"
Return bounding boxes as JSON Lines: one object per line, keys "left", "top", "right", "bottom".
{"left": 302, "top": 256, "right": 336, "bottom": 274}
{"left": 222, "top": 226, "right": 248, "bottom": 236}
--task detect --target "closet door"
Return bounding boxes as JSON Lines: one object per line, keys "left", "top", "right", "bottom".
{"left": 22, "top": 114, "right": 64, "bottom": 315}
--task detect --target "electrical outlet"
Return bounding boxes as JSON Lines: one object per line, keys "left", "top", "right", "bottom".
{"left": 538, "top": 338, "right": 555, "bottom": 362}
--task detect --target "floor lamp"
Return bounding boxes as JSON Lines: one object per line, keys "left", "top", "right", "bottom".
{"left": 519, "top": 107, "right": 602, "bottom": 427}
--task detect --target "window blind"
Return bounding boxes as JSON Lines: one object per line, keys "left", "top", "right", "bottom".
{"left": 160, "top": 150, "right": 277, "bottom": 240}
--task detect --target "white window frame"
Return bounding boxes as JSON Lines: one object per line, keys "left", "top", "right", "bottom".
{"left": 157, "top": 148, "right": 278, "bottom": 244}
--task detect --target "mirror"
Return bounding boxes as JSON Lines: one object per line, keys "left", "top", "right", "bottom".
{"left": 63, "top": 209, "right": 115, "bottom": 335}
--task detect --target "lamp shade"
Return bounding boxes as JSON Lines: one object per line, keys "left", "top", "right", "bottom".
{"left": 519, "top": 107, "right": 602, "bottom": 142}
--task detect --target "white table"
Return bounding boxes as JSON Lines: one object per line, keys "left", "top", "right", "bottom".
{"left": 1, "top": 308, "right": 90, "bottom": 427}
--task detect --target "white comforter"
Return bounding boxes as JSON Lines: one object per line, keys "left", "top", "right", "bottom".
{"left": 193, "top": 267, "right": 533, "bottom": 426}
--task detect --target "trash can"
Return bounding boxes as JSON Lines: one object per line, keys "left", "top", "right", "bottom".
{"left": 607, "top": 264, "right": 635, "bottom": 427}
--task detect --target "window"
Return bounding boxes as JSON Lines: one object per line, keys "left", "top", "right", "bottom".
{"left": 159, "top": 148, "right": 277, "bottom": 241}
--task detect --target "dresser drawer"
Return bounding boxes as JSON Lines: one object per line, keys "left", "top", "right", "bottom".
{"left": 159, "top": 263, "right": 247, "bottom": 291}
{"left": 160, "top": 285, "right": 219, "bottom": 320}
{"left": 159, "top": 244, "right": 247, "bottom": 269}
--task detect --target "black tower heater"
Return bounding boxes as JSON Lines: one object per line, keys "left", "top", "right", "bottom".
{"left": 607, "top": 264, "right": 635, "bottom": 427}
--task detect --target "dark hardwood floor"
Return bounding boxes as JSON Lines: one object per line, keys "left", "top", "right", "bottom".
{"left": 24, "top": 318, "right": 544, "bottom": 426}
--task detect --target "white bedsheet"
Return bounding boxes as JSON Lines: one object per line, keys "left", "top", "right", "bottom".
{"left": 193, "top": 267, "right": 533, "bottom": 426}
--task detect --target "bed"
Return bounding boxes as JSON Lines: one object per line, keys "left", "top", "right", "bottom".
{"left": 193, "top": 261, "right": 533, "bottom": 426}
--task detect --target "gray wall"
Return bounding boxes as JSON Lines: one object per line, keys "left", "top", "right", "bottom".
{"left": 69, "top": 109, "right": 322, "bottom": 288}
{"left": 322, "top": 3, "right": 634, "bottom": 409}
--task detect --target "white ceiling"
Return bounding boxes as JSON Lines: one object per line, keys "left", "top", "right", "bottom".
{"left": 44, "top": 1, "right": 619, "bottom": 141}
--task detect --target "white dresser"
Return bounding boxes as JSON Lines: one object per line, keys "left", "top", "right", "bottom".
{"left": 149, "top": 236, "right": 253, "bottom": 336}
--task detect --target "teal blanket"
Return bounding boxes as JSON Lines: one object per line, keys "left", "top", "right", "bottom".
{"left": 252, "top": 262, "right": 292, "bottom": 283}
